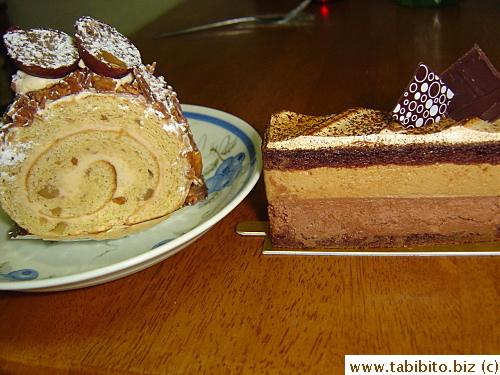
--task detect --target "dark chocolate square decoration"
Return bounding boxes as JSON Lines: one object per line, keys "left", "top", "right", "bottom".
{"left": 440, "top": 44, "right": 500, "bottom": 122}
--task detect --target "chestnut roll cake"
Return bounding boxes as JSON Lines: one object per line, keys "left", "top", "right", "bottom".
{"left": 263, "top": 108, "right": 500, "bottom": 249}
{"left": 0, "top": 17, "right": 206, "bottom": 240}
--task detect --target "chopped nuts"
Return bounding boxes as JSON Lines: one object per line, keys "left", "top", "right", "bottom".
{"left": 37, "top": 185, "right": 59, "bottom": 199}
{"left": 50, "top": 207, "right": 62, "bottom": 216}
{"left": 143, "top": 188, "right": 154, "bottom": 201}
{"left": 49, "top": 222, "right": 67, "bottom": 234}
{"left": 112, "top": 196, "right": 127, "bottom": 205}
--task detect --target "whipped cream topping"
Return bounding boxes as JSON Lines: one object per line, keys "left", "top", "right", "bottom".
{"left": 12, "top": 70, "right": 62, "bottom": 94}
{"left": 12, "top": 68, "right": 134, "bottom": 94}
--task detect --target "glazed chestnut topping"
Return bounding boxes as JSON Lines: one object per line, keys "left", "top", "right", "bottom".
{"left": 75, "top": 16, "right": 141, "bottom": 78}
{"left": 3, "top": 17, "right": 143, "bottom": 80}
{"left": 3, "top": 27, "right": 79, "bottom": 79}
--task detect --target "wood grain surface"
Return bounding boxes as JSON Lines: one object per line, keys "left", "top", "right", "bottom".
{"left": 1, "top": 0, "right": 499, "bottom": 374}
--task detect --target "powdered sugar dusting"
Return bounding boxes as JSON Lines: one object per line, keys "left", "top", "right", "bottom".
{"left": 75, "top": 16, "right": 141, "bottom": 68}
{"left": 131, "top": 65, "right": 194, "bottom": 153}
{"left": 133, "top": 64, "right": 186, "bottom": 124}
{"left": 0, "top": 140, "right": 35, "bottom": 183}
{"left": 4, "top": 29, "right": 78, "bottom": 69}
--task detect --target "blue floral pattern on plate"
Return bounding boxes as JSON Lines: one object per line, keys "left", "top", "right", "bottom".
{"left": 0, "top": 105, "right": 262, "bottom": 292}
{"left": 0, "top": 264, "right": 38, "bottom": 281}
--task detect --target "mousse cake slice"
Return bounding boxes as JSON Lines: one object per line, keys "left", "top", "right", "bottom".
{"left": 263, "top": 108, "right": 500, "bottom": 249}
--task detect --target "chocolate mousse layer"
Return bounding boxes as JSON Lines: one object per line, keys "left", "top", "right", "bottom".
{"left": 268, "top": 196, "right": 500, "bottom": 248}
{"left": 263, "top": 142, "right": 500, "bottom": 170}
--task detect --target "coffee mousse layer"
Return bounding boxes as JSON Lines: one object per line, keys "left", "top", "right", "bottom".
{"left": 265, "top": 164, "right": 499, "bottom": 200}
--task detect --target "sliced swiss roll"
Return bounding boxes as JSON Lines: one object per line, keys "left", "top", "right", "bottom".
{"left": 0, "top": 17, "right": 206, "bottom": 240}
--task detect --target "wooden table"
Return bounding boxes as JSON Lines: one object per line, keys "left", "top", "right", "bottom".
{"left": 1, "top": 0, "right": 498, "bottom": 373}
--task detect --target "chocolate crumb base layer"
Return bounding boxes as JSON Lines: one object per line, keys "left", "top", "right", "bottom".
{"left": 263, "top": 142, "right": 500, "bottom": 170}
{"left": 268, "top": 196, "right": 500, "bottom": 249}
{"left": 270, "top": 231, "right": 500, "bottom": 249}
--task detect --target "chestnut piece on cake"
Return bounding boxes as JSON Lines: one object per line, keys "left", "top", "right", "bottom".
{"left": 3, "top": 27, "right": 79, "bottom": 79}
{"left": 75, "top": 16, "right": 142, "bottom": 78}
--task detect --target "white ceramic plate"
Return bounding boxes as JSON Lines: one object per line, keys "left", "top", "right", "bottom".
{"left": 0, "top": 105, "right": 262, "bottom": 292}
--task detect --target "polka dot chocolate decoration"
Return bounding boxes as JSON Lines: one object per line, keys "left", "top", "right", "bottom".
{"left": 392, "top": 63, "right": 454, "bottom": 128}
